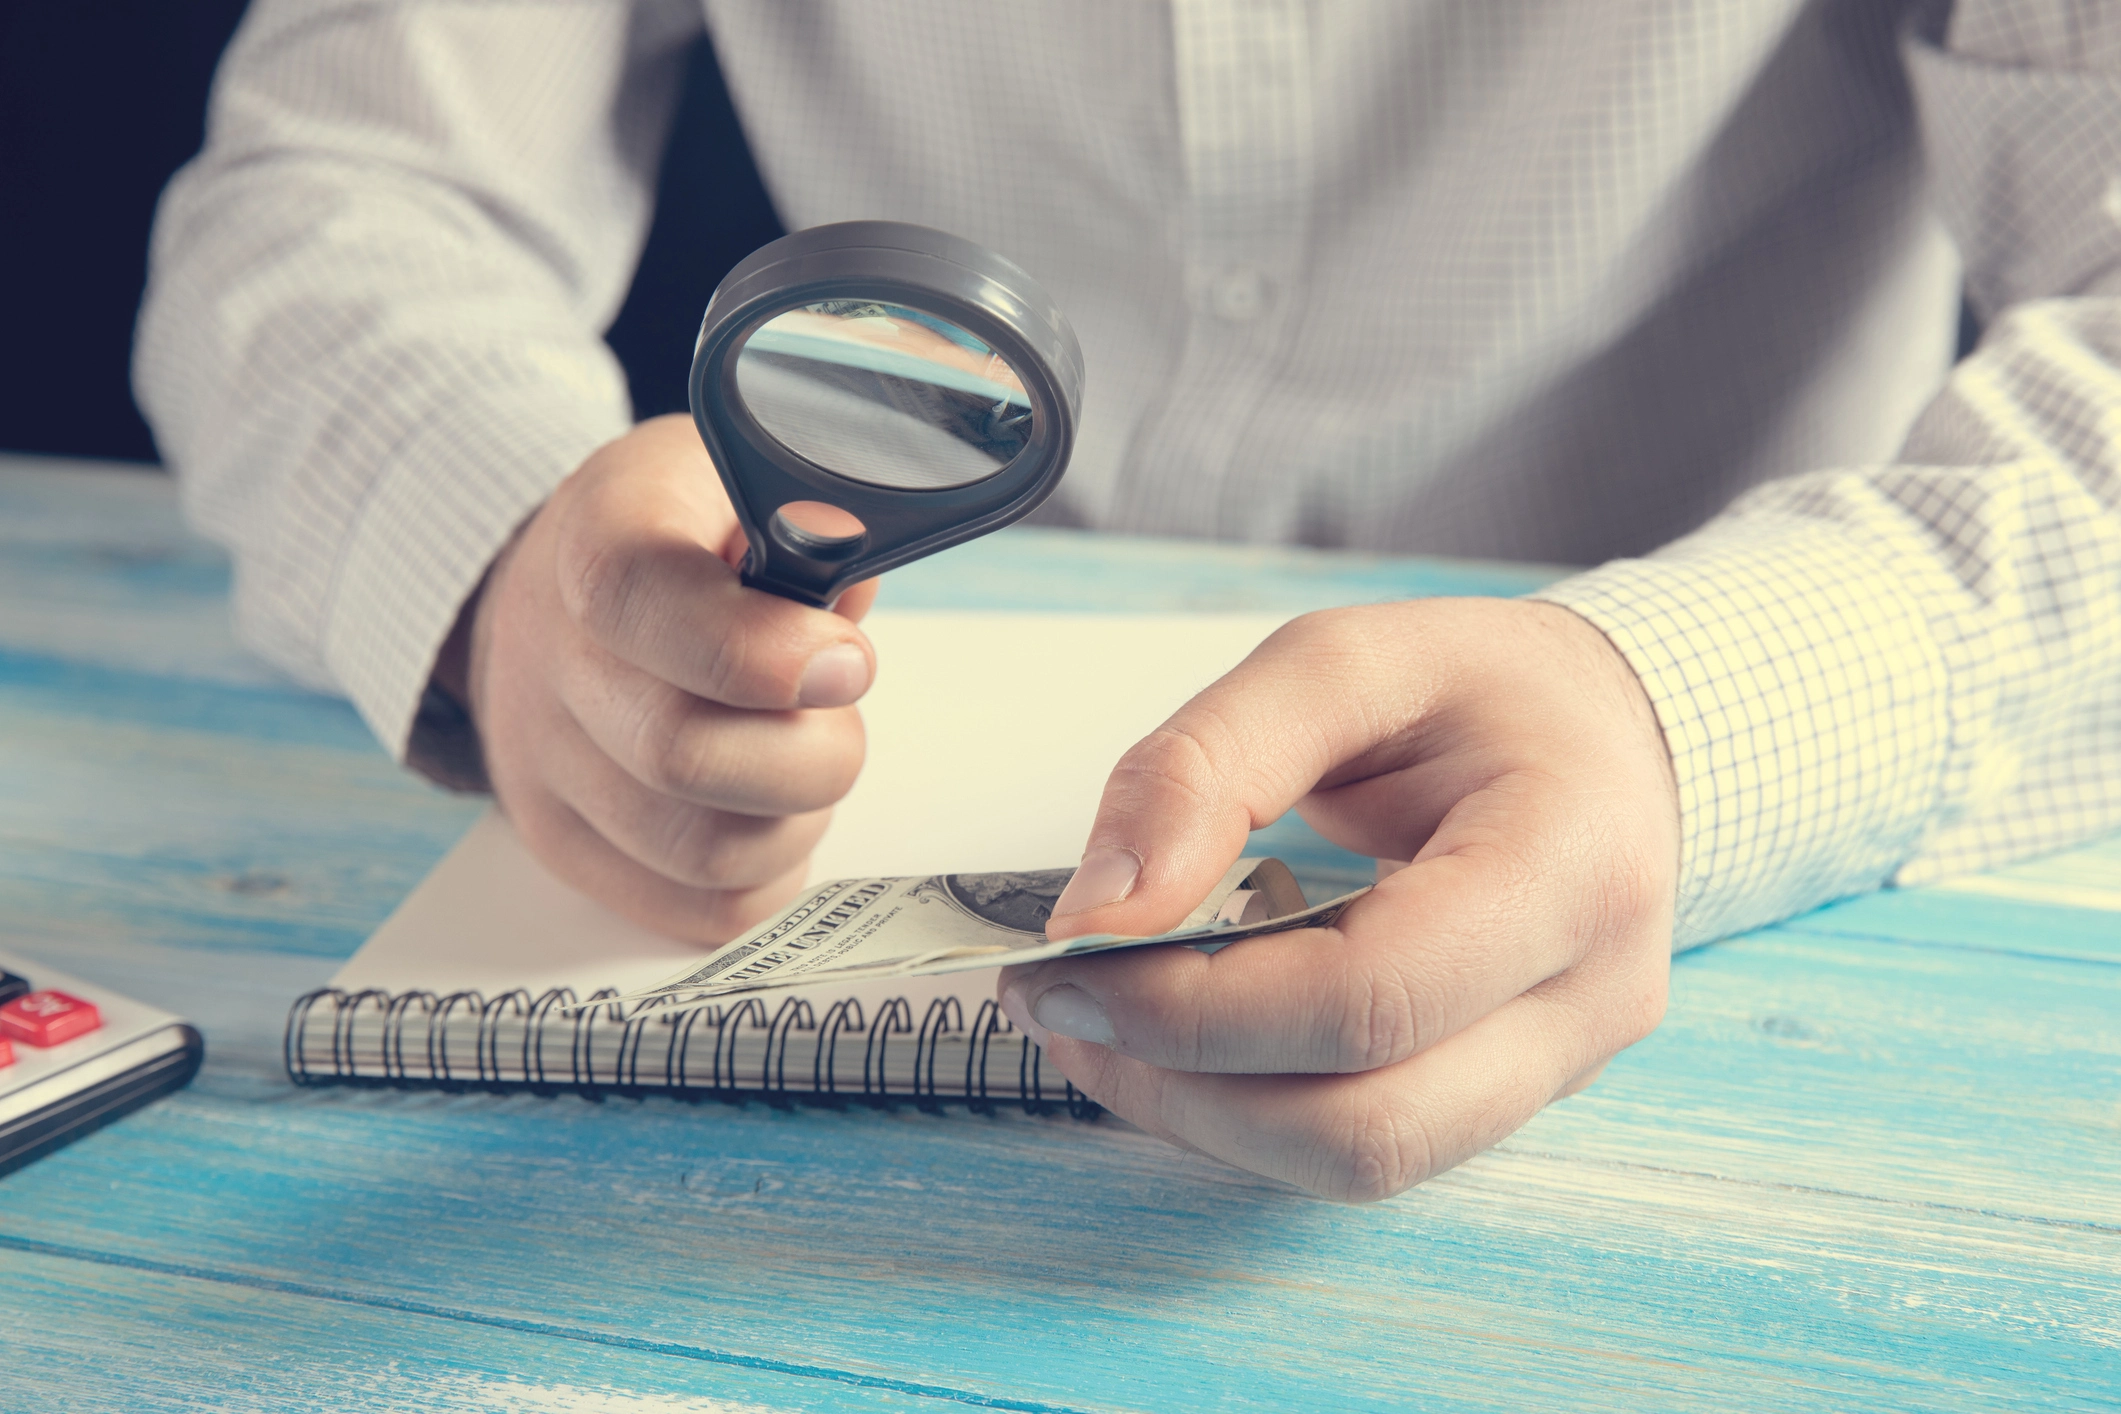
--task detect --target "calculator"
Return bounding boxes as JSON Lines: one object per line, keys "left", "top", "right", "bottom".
{"left": 0, "top": 948, "right": 204, "bottom": 1178}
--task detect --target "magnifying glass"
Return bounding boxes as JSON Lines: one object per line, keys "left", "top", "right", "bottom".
{"left": 689, "top": 221, "right": 1084, "bottom": 607}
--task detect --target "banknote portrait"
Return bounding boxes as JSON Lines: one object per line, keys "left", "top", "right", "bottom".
{"left": 926, "top": 869, "right": 1077, "bottom": 936}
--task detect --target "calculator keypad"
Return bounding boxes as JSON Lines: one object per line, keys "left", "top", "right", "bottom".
{"left": 0, "top": 989, "right": 103, "bottom": 1048}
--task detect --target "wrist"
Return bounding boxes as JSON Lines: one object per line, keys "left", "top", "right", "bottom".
{"left": 1525, "top": 599, "right": 1678, "bottom": 812}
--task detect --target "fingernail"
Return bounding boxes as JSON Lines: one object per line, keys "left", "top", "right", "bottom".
{"left": 1031, "top": 984, "right": 1116, "bottom": 1047}
{"left": 1052, "top": 846, "right": 1139, "bottom": 918}
{"left": 798, "top": 643, "right": 870, "bottom": 707}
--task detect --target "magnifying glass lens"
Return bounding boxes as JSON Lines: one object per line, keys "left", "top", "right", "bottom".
{"left": 693, "top": 221, "right": 1081, "bottom": 605}
{"left": 735, "top": 300, "right": 1032, "bottom": 491}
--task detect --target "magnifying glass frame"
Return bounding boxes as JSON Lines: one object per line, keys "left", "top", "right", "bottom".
{"left": 690, "top": 223, "right": 1083, "bottom": 607}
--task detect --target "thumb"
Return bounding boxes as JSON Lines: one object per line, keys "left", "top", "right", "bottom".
{"left": 1045, "top": 608, "right": 1441, "bottom": 941}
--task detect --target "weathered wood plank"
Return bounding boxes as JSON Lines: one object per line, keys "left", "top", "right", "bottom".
{"left": 0, "top": 456, "right": 283, "bottom": 689}
{"left": 2, "top": 1052, "right": 2111, "bottom": 1413}
{"left": 0, "top": 682, "right": 476, "bottom": 961}
{"left": 1786, "top": 833, "right": 2121, "bottom": 966}
{"left": 1520, "top": 928, "right": 2121, "bottom": 1223}
{"left": 0, "top": 1246, "right": 1007, "bottom": 1413}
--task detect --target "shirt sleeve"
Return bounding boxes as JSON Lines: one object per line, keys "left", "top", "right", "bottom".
{"left": 1533, "top": 1, "right": 2121, "bottom": 948}
{"left": 135, "top": 0, "right": 703, "bottom": 760}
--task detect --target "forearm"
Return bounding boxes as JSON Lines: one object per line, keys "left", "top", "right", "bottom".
{"left": 136, "top": 0, "right": 698, "bottom": 754}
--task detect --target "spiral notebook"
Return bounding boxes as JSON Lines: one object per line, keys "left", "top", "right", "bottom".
{"left": 284, "top": 610, "right": 1311, "bottom": 1114}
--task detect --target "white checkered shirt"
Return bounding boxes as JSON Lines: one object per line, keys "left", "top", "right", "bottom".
{"left": 136, "top": 0, "right": 2121, "bottom": 947}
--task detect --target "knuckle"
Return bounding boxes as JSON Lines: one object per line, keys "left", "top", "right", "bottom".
{"left": 557, "top": 514, "right": 777, "bottom": 705}
{"left": 1319, "top": 1098, "right": 1432, "bottom": 1204}
{"left": 647, "top": 808, "right": 821, "bottom": 894}
{"left": 628, "top": 700, "right": 863, "bottom": 813}
{"left": 690, "top": 613, "right": 757, "bottom": 702}
{"left": 1570, "top": 818, "right": 1674, "bottom": 1052}
{"left": 1170, "top": 971, "right": 1216, "bottom": 1069}
{"left": 1562, "top": 1060, "right": 1612, "bottom": 1099}
{"left": 1613, "top": 959, "right": 1670, "bottom": 1049}
{"left": 756, "top": 713, "right": 866, "bottom": 811}
{"left": 766, "top": 738, "right": 863, "bottom": 814}
{"left": 1112, "top": 720, "right": 1224, "bottom": 809}
{"left": 558, "top": 526, "right": 645, "bottom": 646}
{"left": 629, "top": 698, "right": 712, "bottom": 798}
{"left": 647, "top": 809, "right": 734, "bottom": 888}
{"left": 1595, "top": 840, "right": 1666, "bottom": 938}
{"left": 1335, "top": 964, "right": 1426, "bottom": 1072}
{"left": 1274, "top": 606, "right": 1391, "bottom": 677}
{"left": 1178, "top": 1011, "right": 1210, "bottom": 1071}
{"left": 1274, "top": 605, "right": 1346, "bottom": 645}
{"left": 1281, "top": 606, "right": 1360, "bottom": 654}
{"left": 1574, "top": 799, "right": 1676, "bottom": 938}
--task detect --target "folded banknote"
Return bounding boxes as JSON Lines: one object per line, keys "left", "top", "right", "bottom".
{"left": 584, "top": 857, "right": 1368, "bottom": 1012}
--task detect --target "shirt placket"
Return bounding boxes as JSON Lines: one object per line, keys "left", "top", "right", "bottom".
{"left": 1122, "top": 0, "right": 1316, "bottom": 538}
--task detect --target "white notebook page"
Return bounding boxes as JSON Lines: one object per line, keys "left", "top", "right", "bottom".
{"left": 330, "top": 610, "right": 1297, "bottom": 1011}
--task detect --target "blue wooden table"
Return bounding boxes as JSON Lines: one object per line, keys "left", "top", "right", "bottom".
{"left": 0, "top": 454, "right": 2114, "bottom": 1412}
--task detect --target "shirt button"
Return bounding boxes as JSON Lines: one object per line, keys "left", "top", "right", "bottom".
{"left": 1207, "top": 267, "right": 1270, "bottom": 322}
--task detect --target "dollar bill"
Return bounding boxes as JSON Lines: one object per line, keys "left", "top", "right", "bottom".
{"left": 586, "top": 857, "right": 1368, "bottom": 1011}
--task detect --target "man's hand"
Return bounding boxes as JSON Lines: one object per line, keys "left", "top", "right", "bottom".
{"left": 459, "top": 414, "right": 878, "bottom": 941}
{"left": 997, "top": 599, "right": 1679, "bottom": 1202}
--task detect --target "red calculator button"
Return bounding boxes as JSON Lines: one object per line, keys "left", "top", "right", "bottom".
{"left": 0, "top": 990, "right": 102, "bottom": 1047}
{"left": 0, "top": 1035, "right": 13, "bottom": 1067}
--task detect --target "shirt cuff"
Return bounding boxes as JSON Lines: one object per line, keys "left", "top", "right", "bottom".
{"left": 1532, "top": 512, "right": 1953, "bottom": 948}
{"left": 319, "top": 370, "right": 631, "bottom": 766}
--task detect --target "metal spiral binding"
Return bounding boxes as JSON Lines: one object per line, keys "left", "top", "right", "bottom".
{"left": 382, "top": 990, "right": 435, "bottom": 1083}
{"left": 863, "top": 996, "right": 913, "bottom": 1101}
{"left": 568, "top": 988, "right": 626, "bottom": 1097}
{"left": 1019, "top": 1019, "right": 1047, "bottom": 1115}
{"left": 812, "top": 998, "right": 864, "bottom": 1105}
{"left": 667, "top": 1001, "right": 719, "bottom": 1094}
{"left": 615, "top": 995, "right": 675, "bottom": 1092}
{"left": 428, "top": 991, "right": 484, "bottom": 1090}
{"left": 335, "top": 988, "right": 391, "bottom": 1081}
{"left": 912, "top": 996, "right": 963, "bottom": 1112}
{"left": 476, "top": 990, "right": 530, "bottom": 1089}
{"left": 966, "top": 999, "right": 1004, "bottom": 1115}
{"left": 763, "top": 996, "right": 815, "bottom": 1105}
{"left": 713, "top": 996, "right": 770, "bottom": 1096}
{"left": 283, "top": 989, "right": 336, "bottom": 1086}
{"left": 279, "top": 985, "right": 1096, "bottom": 1119}
{"left": 524, "top": 988, "right": 576, "bottom": 1093}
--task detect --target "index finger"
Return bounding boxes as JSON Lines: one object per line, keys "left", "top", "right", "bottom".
{"left": 1043, "top": 606, "right": 1456, "bottom": 939}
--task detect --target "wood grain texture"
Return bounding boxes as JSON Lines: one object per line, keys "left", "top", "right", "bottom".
{"left": 0, "top": 457, "right": 2114, "bottom": 1412}
{"left": 4, "top": 1247, "right": 989, "bottom": 1412}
